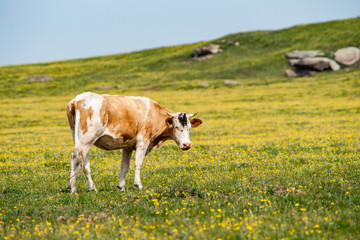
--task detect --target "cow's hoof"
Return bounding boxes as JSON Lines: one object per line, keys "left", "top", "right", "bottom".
{"left": 134, "top": 184, "right": 143, "bottom": 190}
{"left": 117, "top": 185, "right": 125, "bottom": 192}
{"left": 89, "top": 187, "right": 98, "bottom": 192}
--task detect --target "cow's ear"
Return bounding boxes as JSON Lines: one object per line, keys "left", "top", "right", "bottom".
{"left": 166, "top": 117, "right": 174, "bottom": 128}
{"left": 190, "top": 118, "right": 202, "bottom": 128}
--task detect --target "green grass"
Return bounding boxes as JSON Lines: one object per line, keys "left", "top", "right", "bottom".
{"left": 0, "top": 18, "right": 360, "bottom": 239}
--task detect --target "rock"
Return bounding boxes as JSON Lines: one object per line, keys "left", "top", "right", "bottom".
{"left": 28, "top": 74, "right": 52, "bottom": 82}
{"left": 288, "top": 57, "right": 340, "bottom": 71}
{"left": 285, "top": 69, "right": 317, "bottom": 77}
{"left": 98, "top": 85, "right": 114, "bottom": 90}
{"left": 57, "top": 216, "right": 66, "bottom": 222}
{"left": 191, "top": 44, "right": 221, "bottom": 58}
{"left": 144, "top": 85, "right": 160, "bottom": 91}
{"left": 285, "top": 50, "right": 324, "bottom": 59}
{"left": 224, "top": 80, "right": 242, "bottom": 86}
{"left": 334, "top": 47, "right": 360, "bottom": 66}
{"left": 199, "top": 82, "right": 210, "bottom": 88}
{"left": 328, "top": 60, "right": 340, "bottom": 71}
{"left": 190, "top": 54, "right": 214, "bottom": 61}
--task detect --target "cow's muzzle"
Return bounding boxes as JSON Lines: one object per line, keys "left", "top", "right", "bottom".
{"left": 181, "top": 142, "right": 192, "bottom": 151}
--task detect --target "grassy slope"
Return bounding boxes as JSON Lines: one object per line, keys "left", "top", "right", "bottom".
{"left": 1, "top": 18, "right": 359, "bottom": 98}
{"left": 0, "top": 18, "right": 360, "bottom": 239}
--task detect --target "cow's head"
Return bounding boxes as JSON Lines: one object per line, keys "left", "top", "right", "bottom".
{"left": 166, "top": 112, "right": 202, "bottom": 150}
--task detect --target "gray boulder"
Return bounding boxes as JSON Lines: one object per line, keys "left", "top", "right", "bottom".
{"left": 288, "top": 57, "right": 340, "bottom": 71}
{"left": 191, "top": 44, "right": 221, "bottom": 58}
{"left": 334, "top": 47, "right": 360, "bottom": 66}
{"left": 98, "top": 85, "right": 114, "bottom": 90}
{"left": 285, "top": 69, "right": 317, "bottom": 77}
{"left": 190, "top": 54, "right": 214, "bottom": 61}
{"left": 224, "top": 80, "right": 242, "bottom": 86}
{"left": 199, "top": 82, "right": 210, "bottom": 88}
{"left": 28, "top": 74, "right": 52, "bottom": 82}
{"left": 286, "top": 50, "right": 324, "bottom": 59}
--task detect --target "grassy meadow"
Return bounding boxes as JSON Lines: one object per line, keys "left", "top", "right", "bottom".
{"left": 1, "top": 18, "right": 360, "bottom": 239}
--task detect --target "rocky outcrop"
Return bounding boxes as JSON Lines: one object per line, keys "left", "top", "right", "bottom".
{"left": 191, "top": 44, "right": 222, "bottom": 61}
{"left": 334, "top": 47, "right": 360, "bottom": 66}
{"left": 286, "top": 50, "right": 324, "bottom": 59}
{"left": 285, "top": 69, "right": 317, "bottom": 77}
{"left": 284, "top": 48, "right": 346, "bottom": 77}
{"left": 288, "top": 57, "right": 340, "bottom": 71}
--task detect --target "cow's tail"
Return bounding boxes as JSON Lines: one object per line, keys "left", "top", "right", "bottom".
{"left": 67, "top": 99, "right": 85, "bottom": 178}
{"left": 67, "top": 99, "right": 76, "bottom": 141}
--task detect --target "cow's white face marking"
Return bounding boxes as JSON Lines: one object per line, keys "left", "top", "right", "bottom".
{"left": 167, "top": 112, "right": 196, "bottom": 150}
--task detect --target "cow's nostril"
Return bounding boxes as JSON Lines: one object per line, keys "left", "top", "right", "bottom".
{"left": 182, "top": 143, "right": 192, "bottom": 150}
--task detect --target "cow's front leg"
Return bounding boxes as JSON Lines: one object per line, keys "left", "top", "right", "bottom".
{"left": 117, "top": 149, "right": 132, "bottom": 191}
{"left": 134, "top": 140, "right": 149, "bottom": 190}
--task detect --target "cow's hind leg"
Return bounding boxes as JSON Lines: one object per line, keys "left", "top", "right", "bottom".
{"left": 69, "top": 150, "right": 80, "bottom": 193}
{"left": 117, "top": 149, "right": 133, "bottom": 191}
{"left": 79, "top": 145, "right": 97, "bottom": 192}
{"left": 69, "top": 144, "right": 97, "bottom": 193}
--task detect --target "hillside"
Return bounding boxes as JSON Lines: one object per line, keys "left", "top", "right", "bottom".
{"left": 1, "top": 18, "right": 360, "bottom": 239}
{"left": 0, "top": 18, "right": 359, "bottom": 98}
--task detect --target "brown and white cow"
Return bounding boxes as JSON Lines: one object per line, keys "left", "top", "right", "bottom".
{"left": 66, "top": 92, "right": 202, "bottom": 193}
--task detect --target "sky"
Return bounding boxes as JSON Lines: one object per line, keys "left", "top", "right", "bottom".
{"left": 0, "top": 0, "right": 359, "bottom": 66}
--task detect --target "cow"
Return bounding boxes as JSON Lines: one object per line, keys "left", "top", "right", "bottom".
{"left": 66, "top": 92, "right": 202, "bottom": 193}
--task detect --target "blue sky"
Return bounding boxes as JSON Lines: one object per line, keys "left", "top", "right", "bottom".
{"left": 0, "top": 0, "right": 359, "bottom": 66}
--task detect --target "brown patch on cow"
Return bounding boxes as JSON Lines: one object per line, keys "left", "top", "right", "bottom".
{"left": 104, "top": 96, "right": 139, "bottom": 139}
{"left": 99, "top": 99, "right": 108, "bottom": 126}
{"left": 146, "top": 103, "right": 173, "bottom": 149}
{"left": 76, "top": 100, "right": 94, "bottom": 135}
{"left": 133, "top": 99, "right": 146, "bottom": 115}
